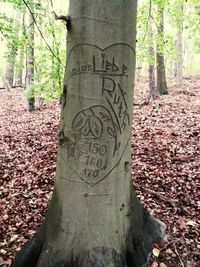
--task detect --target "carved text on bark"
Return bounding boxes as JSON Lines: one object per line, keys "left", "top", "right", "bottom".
{"left": 60, "top": 44, "right": 134, "bottom": 185}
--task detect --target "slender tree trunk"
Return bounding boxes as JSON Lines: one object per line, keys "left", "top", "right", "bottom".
{"left": 148, "top": 61, "right": 156, "bottom": 99}
{"left": 175, "top": 4, "right": 183, "bottom": 86}
{"left": 148, "top": 18, "right": 156, "bottom": 101}
{"left": 16, "top": 46, "right": 24, "bottom": 87}
{"left": 26, "top": 1, "right": 35, "bottom": 111}
{"left": 11, "top": 1, "right": 165, "bottom": 267}
{"left": 51, "top": 24, "right": 62, "bottom": 90}
{"left": 156, "top": 6, "right": 168, "bottom": 95}
{"left": 16, "top": 9, "right": 26, "bottom": 87}
{"left": 136, "top": 64, "right": 142, "bottom": 82}
{"left": 4, "top": 8, "right": 21, "bottom": 90}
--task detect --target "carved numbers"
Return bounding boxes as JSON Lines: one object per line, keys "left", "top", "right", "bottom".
{"left": 61, "top": 44, "right": 134, "bottom": 185}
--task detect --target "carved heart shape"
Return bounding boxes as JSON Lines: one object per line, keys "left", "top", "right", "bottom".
{"left": 61, "top": 43, "right": 134, "bottom": 185}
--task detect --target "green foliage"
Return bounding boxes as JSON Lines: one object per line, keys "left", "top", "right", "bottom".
{"left": 184, "top": 1, "right": 200, "bottom": 52}
{"left": 136, "top": 0, "right": 200, "bottom": 75}
{"left": 33, "top": 43, "right": 65, "bottom": 100}
{"left": 0, "top": 0, "right": 66, "bottom": 100}
{"left": 167, "top": 0, "right": 185, "bottom": 28}
{"left": 31, "top": 7, "right": 66, "bottom": 100}
{"left": 136, "top": 0, "right": 176, "bottom": 67}
{"left": 0, "top": 13, "right": 15, "bottom": 41}
{"left": 136, "top": 2, "right": 151, "bottom": 63}
{"left": 1, "top": 0, "right": 200, "bottom": 97}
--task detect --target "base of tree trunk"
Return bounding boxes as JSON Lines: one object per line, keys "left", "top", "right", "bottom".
{"left": 0, "top": 85, "right": 23, "bottom": 90}
{"left": 11, "top": 1, "right": 166, "bottom": 266}
{"left": 11, "top": 190, "right": 166, "bottom": 267}
{"left": 28, "top": 98, "right": 35, "bottom": 111}
{"left": 158, "top": 90, "right": 168, "bottom": 95}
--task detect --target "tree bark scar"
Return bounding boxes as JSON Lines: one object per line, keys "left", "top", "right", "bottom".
{"left": 59, "top": 130, "right": 69, "bottom": 147}
{"left": 124, "top": 161, "right": 131, "bottom": 172}
{"left": 62, "top": 85, "right": 67, "bottom": 108}
{"left": 56, "top": 15, "right": 72, "bottom": 31}
{"left": 66, "top": 16, "right": 72, "bottom": 31}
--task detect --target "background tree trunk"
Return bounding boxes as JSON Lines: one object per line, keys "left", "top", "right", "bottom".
{"left": 175, "top": 4, "right": 183, "bottom": 86}
{"left": 156, "top": 6, "right": 168, "bottom": 95}
{"left": 16, "top": 9, "right": 26, "bottom": 87}
{"left": 11, "top": 1, "right": 165, "bottom": 266}
{"left": 4, "top": 8, "right": 21, "bottom": 90}
{"left": 26, "top": 1, "right": 35, "bottom": 111}
{"left": 148, "top": 18, "right": 156, "bottom": 102}
{"left": 16, "top": 46, "right": 24, "bottom": 87}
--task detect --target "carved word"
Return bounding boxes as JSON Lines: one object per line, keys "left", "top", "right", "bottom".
{"left": 62, "top": 43, "right": 134, "bottom": 184}
{"left": 71, "top": 53, "right": 128, "bottom": 76}
{"left": 101, "top": 76, "right": 130, "bottom": 133}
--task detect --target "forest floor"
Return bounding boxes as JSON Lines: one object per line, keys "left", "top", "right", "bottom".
{"left": 0, "top": 77, "right": 199, "bottom": 267}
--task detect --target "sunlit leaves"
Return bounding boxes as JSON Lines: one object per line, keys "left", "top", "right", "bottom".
{"left": 136, "top": 0, "right": 200, "bottom": 72}
{"left": 0, "top": 0, "right": 66, "bottom": 99}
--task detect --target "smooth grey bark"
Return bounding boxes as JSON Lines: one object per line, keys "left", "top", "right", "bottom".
{"left": 4, "top": 9, "right": 21, "bottom": 90}
{"left": 175, "top": 4, "right": 184, "bottom": 86}
{"left": 156, "top": 6, "right": 168, "bottom": 95}
{"left": 11, "top": 1, "right": 165, "bottom": 267}
{"left": 26, "top": 1, "right": 35, "bottom": 111}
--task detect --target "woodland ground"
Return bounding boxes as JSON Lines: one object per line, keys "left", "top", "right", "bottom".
{"left": 0, "top": 77, "right": 199, "bottom": 267}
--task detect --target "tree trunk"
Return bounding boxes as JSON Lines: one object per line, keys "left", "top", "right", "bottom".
{"left": 156, "top": 6, "right": 168, "bottom": 95}
{"left": 4, "top": 8, "right": 21, "bottom": 90}
{"left": 136, "top": 64, "right": 142, "bottom": 82}
{"left": 16, "top": 9, "right": 26, "bottom": 87}
{"left": 26, "top": 1, "right": 35, "bottom": 111}
{"left": 148, "top": 18, "right": 156, "bottom": 102}
{"left": 16, "top": 46, "right": 24, "bottom": 87}
{"left": 11, "top": 1, "right": 165, "bottom": 266}
{"left": 175, "top": 4, "right": 183, "bottom": 86}
{"left": 149, "top": 61, "right": 156, "bottom": 100}
{"left": 50, "top": 19, "right": 62, "bottom": 90}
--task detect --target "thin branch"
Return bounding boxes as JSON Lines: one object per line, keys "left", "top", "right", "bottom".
{"left": 47, "top": 3, "right": 63, "bottom": 87}
{"left": 0, "top": 28, "right": 18, "bottom": 53}
{"left": 48, "top": 0, "right": 71, "bottom": 30}
{"left": 48, "top": 0, "right": 60, "bottom": 20}
{"left": 49, "top": 0, "right": 54, "bottom": 10}
{"left": 149, "top": 14, "right": 159, "bottom": 29}
{"left": 173, "top": 243, "right": 185, "bottom": 267}
{"left": 22, "top": 0, "right": 64, "bottom": 68}
{"left": 55, "top": 15, "right": 68, "bottom": 21}
{"left": 140, "top": 0, "right": 152, "bottom": 45}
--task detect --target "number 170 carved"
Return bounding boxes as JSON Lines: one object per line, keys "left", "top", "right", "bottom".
{"left": 81, "top": 142, "right": 108, "bottom": 178}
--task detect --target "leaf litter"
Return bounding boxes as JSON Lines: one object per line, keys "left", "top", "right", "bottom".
{"left": 0, "top": 77, "right": 199, "bottom": 267}
{"left": 132, "top": 77, "right": 200, "bottom": 267}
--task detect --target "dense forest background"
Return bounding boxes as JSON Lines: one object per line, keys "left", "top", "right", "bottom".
{"left": 0, "top": 0, "right": 200, "bottom": 95}
{"left": 0, "top": 0, "right": 199, "bottom": 267}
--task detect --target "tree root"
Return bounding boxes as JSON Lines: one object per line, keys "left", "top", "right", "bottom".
{"left": 133, "top": 182, "right": 179, "bottom": 207}
{"left": 127, "top": 193, "right": 166, "bottom": 267}
{"left": 72, "top": 247, "right": 125, "bottom": 267}
{"left": 11, "top": 191, "right": 166, "bottom": 267}
{"left": 10, "top": 225, "right": 45, "bottom": 267}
